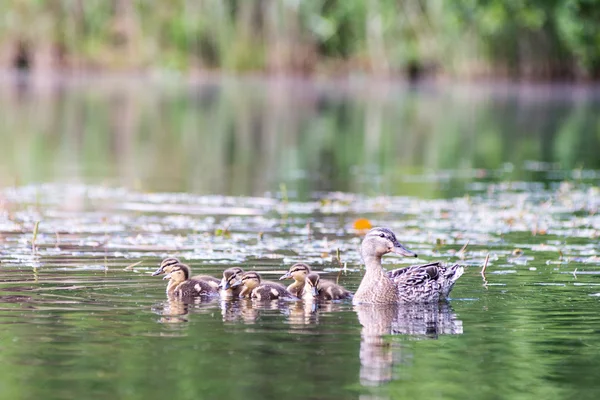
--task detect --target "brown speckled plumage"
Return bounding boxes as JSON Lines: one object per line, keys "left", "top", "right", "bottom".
{"left": 279, "top": 263, "right": 311, "bottom": 297}
{"left": 153, "top": 257, "right": 221, "bottom": 289}
{"left": 303, "top": 273, "right": 352, "bottom": 301}
{"left": 234, "top": 271, "right": 296, "bottom": 300}
{"left": 353, "top": 227, "right": 464, "bottom": 304}
{"left": 219, "top": 267, "right": 245, "bottom": 299}
{"left": 162, "top": 263, "right": 219, "bottom": 298}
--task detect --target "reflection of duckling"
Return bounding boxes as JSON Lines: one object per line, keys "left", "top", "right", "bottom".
{"left": 218, "top": 267, "right": 245, "bottom": 299}
{"left": 279, "top": 263, "right": 311, "bottom": 297}
{"left": 153, "top": 257, "right": 221, "bottom": 290}
{"left": 233, "top": 271, "right": 296, "bottom": 300}
{"left": 303, "top": 272, "right": 352, "bottom": 300}
{"left": 163, "top": 263, "right": 219, "bottom": 298}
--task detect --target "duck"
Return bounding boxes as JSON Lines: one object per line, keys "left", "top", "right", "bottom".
{"left": 161, "top": 262, "right": 219, "bottom": 298}
{"left": 353, "top": 227, "right": 464, "bottom": 304}
{"left": 303, "top": 272, "right": 352, "bottom": 301}
{"left": 232, "top": 271, "right": 296, "bottom": 300}
{"left": 152, "top": 257, "right": 221, "bottom": 290}
{"left": 279, "top": 263, "right": 352, "bottom": 300}
{"left": 278, "top": 263, "right": 312, "bottom": 297}
{"left": 218, "top": 267, "right": 245, "bottom": 299}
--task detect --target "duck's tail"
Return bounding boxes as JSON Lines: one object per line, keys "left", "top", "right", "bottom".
{"left": 441, "top": 264, "right": 464, "bottom": 298}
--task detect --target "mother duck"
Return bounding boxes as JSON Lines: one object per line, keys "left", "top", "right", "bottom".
{"left": 353, "top": 227, "right": 464, "bottom": 304}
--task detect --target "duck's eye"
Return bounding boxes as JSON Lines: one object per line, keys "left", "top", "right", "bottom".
{"left": 379, "top": 233, "right": 385, "bottom": 238}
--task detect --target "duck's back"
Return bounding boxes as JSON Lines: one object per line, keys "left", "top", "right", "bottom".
{"left": 251, "top": 282, "right": 295, "bottom": 300}
{"left": 192, "top": 275, "right": 221, "bottom": 289}
{"left": 388, "top": 262, "right": 463, "bottom": 303}
{"left": 174, "top": 279, "right": 219, "bottom": 298}
{"left": 314, "top": 280, "right": 352, "bottom": 300}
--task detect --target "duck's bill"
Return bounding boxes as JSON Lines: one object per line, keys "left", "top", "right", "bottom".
{"left": 279, "top": 272, "right": 291, "bottom": 280}
{"left": 219, "top": 278, "right": 230, "bottom": 290}
{"left": 229, "top": 280, "right": 242, "bottom": 288}
{"left": 391, "top": 244, "right": 418, "bottom": 257}
{"left": 151, "top": 268, "right": 164, "bottom": 276}
{"left": 311, "top": 287, "right": 319, "bottom": 297}
{"left": 162, "top": 273, "right": 172, "bottom": 280}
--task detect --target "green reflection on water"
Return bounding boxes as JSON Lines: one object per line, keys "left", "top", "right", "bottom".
{"left": 0, "top": 80, "right": 599, "bottom": 198}
{"left": 0, "top": 79, "right": 600, "bottom": 400}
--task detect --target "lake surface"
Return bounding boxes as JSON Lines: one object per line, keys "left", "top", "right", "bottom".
{"left": 0, "top": 77, "right": 599, "bottom": 400}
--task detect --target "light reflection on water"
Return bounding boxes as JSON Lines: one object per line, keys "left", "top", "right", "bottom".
{"left": 0, "top": 182, "right": 599, "bottom": 399}
{"left": 1, "top": 73, "right": 600, "bottom": 400}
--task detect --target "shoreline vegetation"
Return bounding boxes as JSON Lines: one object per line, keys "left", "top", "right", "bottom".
{"left": 1, "top": 1, "right": 600, "bottom": 81}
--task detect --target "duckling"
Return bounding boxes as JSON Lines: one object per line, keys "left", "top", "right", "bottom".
{"left": 218, "top": 267, "right": 245, "bottom": 299}
{"left": 232, "top": 271, "right": 296, "bottom": 300}
{"left": 278, "top": 263, "right": 311, "bottom": 297}
{"left": 353, "top": 227, "right": 464, "bottom": 304}
{"left": 152, "top": 257, "right": 221, "bottom": 290}
{"left": 162, "top": 262, "right": 219, "bottom": 298}
{"left": 303, "top": 272, "right": 352, "bottom": 301}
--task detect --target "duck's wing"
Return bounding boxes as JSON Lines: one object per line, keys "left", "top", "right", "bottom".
{"left": 386, "top": 262, "right": 442, "bottom": 281}
{"left": 189, "top": 279, "right": 219, "bottom": 295}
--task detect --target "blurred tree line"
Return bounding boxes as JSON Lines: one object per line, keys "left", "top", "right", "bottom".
{"left": 1, "top": 0, "right": 599, "bottom": 79}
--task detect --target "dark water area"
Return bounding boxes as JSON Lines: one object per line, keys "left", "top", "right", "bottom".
{"left": 0, "top": 78, "right": 599, "bottom": 400}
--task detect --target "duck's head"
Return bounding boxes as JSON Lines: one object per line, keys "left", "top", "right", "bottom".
{"left": 360, "top": 227, "right": 417, "bottom": 259}
{"left": 219, "top": 267, "right": 244, "bottom": 290}
{"left": 304, "top": 273, "right": 321, "bottom": 297}
{"left": 152, "top": 257, "right": 181, "bottom": 276}
{"left": 279, "top": 263, "right": 311, "bottom": 281}
{"left": 163, "top": 263, "right": 191, "bottom": 284}
{"left": 231, "top": 271, "right": 261, "bottom": 291}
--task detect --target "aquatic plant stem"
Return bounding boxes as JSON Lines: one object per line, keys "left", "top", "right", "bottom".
{"left": 481, "top": 253, "right": 490, "bottom": 286}
{"left": 31, "top": 221, "right": 40, "bottom": 253}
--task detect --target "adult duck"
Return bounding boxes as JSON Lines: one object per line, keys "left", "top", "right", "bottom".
{"left": 353, "top": 227, "right": 463, "bottom": 304}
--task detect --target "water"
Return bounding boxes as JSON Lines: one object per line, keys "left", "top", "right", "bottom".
{"left": 0, "top": 78, "right": 600, "bottom": 400}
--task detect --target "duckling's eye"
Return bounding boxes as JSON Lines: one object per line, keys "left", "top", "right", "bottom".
{"left": 379, "top": 233, "right": 385, "bottom": 238}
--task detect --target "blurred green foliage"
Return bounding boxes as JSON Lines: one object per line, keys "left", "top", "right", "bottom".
{"left": 1, "top": 0, "right": 599, "bottom": 78}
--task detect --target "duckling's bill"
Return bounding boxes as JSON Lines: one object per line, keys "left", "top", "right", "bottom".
{"left": 279, "top": 272, "right": 292, "bottom": 280}
{"left": 218, "top": 278, "right": 229, "bottom": 290}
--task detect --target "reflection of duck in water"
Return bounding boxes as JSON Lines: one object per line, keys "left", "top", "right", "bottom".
{"left": 152, "top": 257, "right": 221, "bottom": 290}
{"left": 219, "top": 298, "right": 260, "bottom": 324}
{"left": 157, "top": 299, "right": 190, "bottom": 324}
{"left": 356, "top": 302, "right": 463, "bottom": 385}
{"left": 354, "top": 227, "right": 464, "bottom": 304}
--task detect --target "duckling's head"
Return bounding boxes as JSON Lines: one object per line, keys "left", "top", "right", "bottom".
{"left": 152, "top": 257, "right": 181, "bottom": 276}
{"left": 232, "top": 271, "right": 261, "bottom": 291}
{"left": 304, "top": 273, "right": 321, "bottom": 297}
{"left": 219, "top": 267, "right": 244, "bottom": 290}
{"left": 360, "top": 227, "right": 417, "bottom": 260}
{"left": 163, "top": 263, "right": 191, "bottom": 284}
{"left": 279, "top": 263, "right": 311, "bottom": 281}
